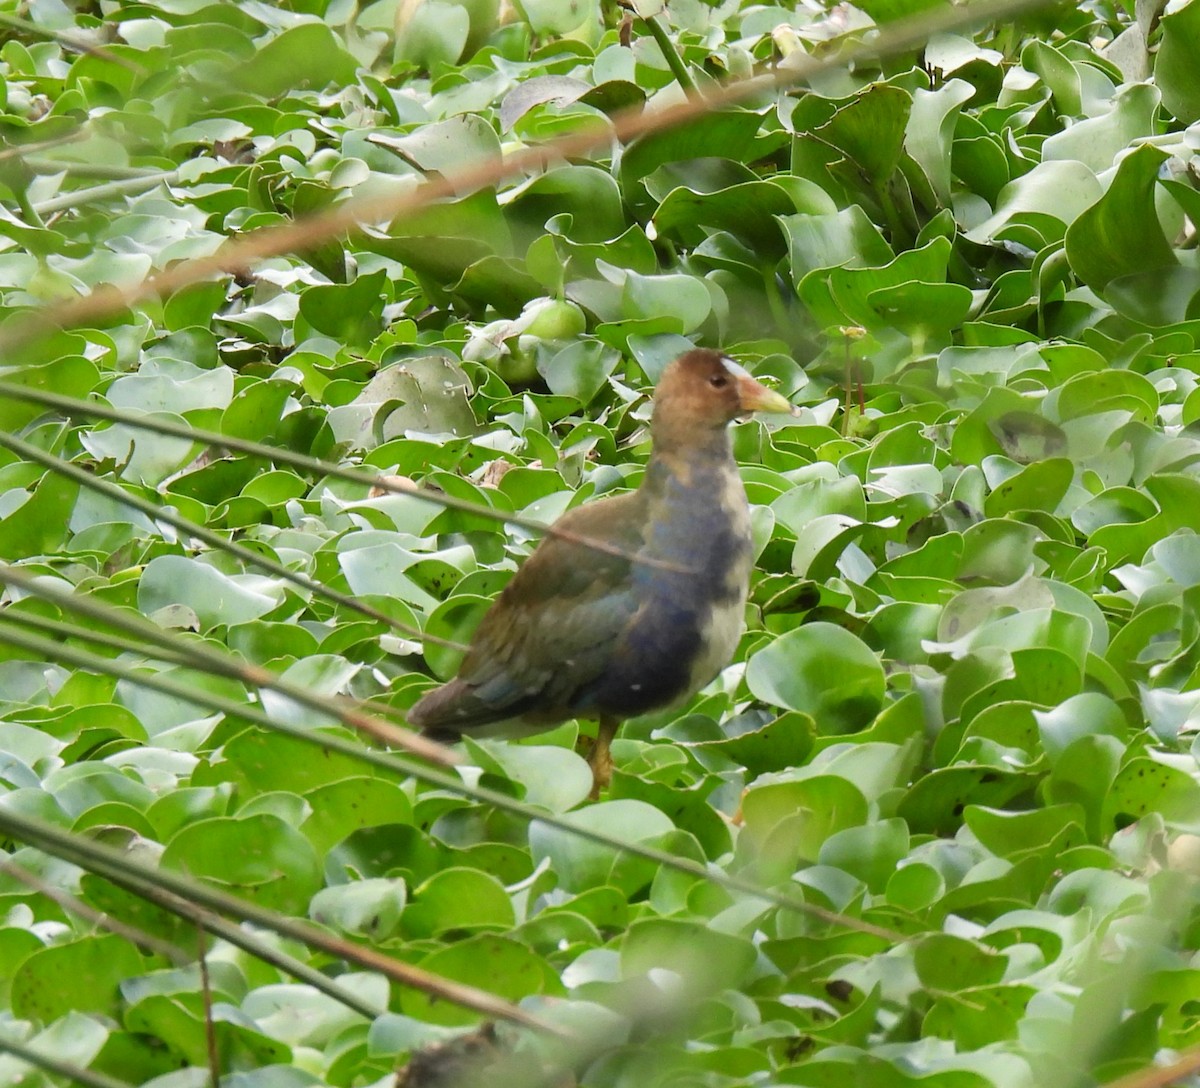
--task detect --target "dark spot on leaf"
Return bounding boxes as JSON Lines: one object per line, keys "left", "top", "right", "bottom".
{"left": 1113, "top": 812, "right": 1137, "bottom": 830}
{"left": 785, "top": 1036, "right": 815, "bottom": 1061}
{"left": 825, "top": 979, "right": 854, "bottom": 1002}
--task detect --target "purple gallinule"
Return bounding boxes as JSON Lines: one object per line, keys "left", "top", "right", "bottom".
{"left": 407, "top": 349, "right": 795, "bottom": 794}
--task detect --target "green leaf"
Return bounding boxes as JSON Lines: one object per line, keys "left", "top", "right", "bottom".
{"left": 782, "top": 205, "right": 894, "bottom": 287}
{"left": 621, "top": 111, "right": 763, "bottom": 193}
{"left": 231, "top": 23, "right": 358, "bottom": 97}
{"left": 745, "top": 622, "right": 885, "bottom": 733}
{"left": 621, "top": 918, "right": 756, "bottom": 993}
{"left": 298, "top": 271, "right": 387, "bottom": 346}
{"left": 965, "top": 160, "right": 1103, "bottom": 245}
{"left": 162, "top": 814, "right": 322, "bottom": 913}
{"left": 404, "top": 936, "right": 561, "bottom": 1026}
{"left": 300, "top": 777, "right": 413, "bottom": 854}
{"left": 1065, "top": 144, "right": 1176, "bottom": 291}
{"left": 529, "top": 800, "right": 674, "bottom": 894}
{"left": 309, "top": 878, "right": 407, "bottom": 940}
{"left": 1157, "top": 0, "right": 1200, "bottom": 123}
{"left": 402, "top": 868, "right": 515, "bottom": 937}
{"left": 817, "top": 818, "right": 909, "bottom": 893}
{"left": 907, "top": 79, "right": 974, "bottom": 204}
{"left": 11, "top": 936, "right": 145, "bottom": 1022}
{"left": 395, "top": 0, "right": 471, "bottom": 67}
{"left": 815, "top": 84, "right": 912, "bottom": 185}
{"left": 138, "top": 555, "right": 284, "bottom": 629}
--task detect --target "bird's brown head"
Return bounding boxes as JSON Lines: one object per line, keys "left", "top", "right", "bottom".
{"left": 652, "top": 349, "right": 795, "bottom": 447}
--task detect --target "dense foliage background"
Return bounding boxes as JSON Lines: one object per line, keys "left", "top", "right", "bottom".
{"left": 3, "top": 0, "right": 1200, "bottom": 1085}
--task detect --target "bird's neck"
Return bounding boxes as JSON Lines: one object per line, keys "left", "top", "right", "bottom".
{"left": 647, "top": 422, "right": 733, "bottom": 484}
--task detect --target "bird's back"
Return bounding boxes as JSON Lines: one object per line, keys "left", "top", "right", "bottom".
{"left": 406, "top": 490, "right": 646, "bottom": 734}
{"left": 407, "top": 456, "right": 752, "bottom": 736}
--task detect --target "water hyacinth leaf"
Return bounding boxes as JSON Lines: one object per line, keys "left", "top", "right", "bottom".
{"left": 965, "top": 160, "right": 1103, "bottom": 245}
{"left": 422, "top": 594, "right": 492, "bottom": 678}
{"left": 898, "top": 765, "right": 1033, "bottom": 836}
{"left": 517, "top": 0, "right": 596, "bottom": 33}
{"left": 162, "top": 814, "right": 322, "bottom": 914}
{"left": 864, "top": 601, "right": 941, "bottom": 662}
{"left": 814, "top": 83, "right": 912, "bottom": 185}
{"left": 394, "top": 0, "right": 471, "bottom": 67}
{"left": 529, "top": 800, "right": 674, "bottom": 894}
{"left": 309, "top": 877, "right": 408, "bottom": 941}
{"left": 817, "top": 819, "right": 909, "bottom": 893}
{"left": 804, "top": 236, "right": 954, "bottom": 331}
{"left": 366, "top": 189, "right": 511, "bottom": 286}
{"left": 538, "top": 339, "right": 620, "bottom": 402}
{"left": 500, "top": 75, "right": 590, "bottom": 131}
{"left": 324, "top": 356, "right": 477, "bottom": 447}
{"left": 1064, "top": 144, "right": 1175, "bottom": 291}
{"left": 739, "top": 775, "right": 868, "bottom": 876}
{"left": 1102, "top": 757, "right": 1200, "bottom": 833}
{"left": 1044, "top": 734, "right": 1125, "bottom": 839}
{"left": 472, "top": 742, "right": 593, "bottom": 813}
{"left": 259, "top": 655, "right": 361, "bottom": 725}
{"left": 124, "top": 992, "right": 291, "bottom": 1067}
{"left": 914, "top": 933, "right": 1008, "bottom": 990}
{"left": 983, "top": 457, "right": 1072, "bottom": 516}
{"left": 1042, "top": 83, "right": 1159, "bottom": 170}
{"left": 402, "top": 868, "right": 515, "bottom": 938}
{"left": 618, "top": 269, "right": 712, "bottom": 331}
{"left": 782, "top": 205, "right": 894, "bottom": 287}
{"left": 791, "top": 514, "right": 869, "bottom": 578}
{"left": 300, "top": 778, "right": 413, "bottom": 855}
{"left": 1071, "top": 487, "right": 1156, "bottom": 535}
{"left": 1156, "top": 0, "right": 1200, "bottom": 123}
{"left": 1021, "top": 40, "right": 1082, "bottom": 117}
{"left": 0, "top": 473, "right": 78, "bottom": 559}
{"left": 508, "top": 165, "right": 626, "bottom": 244}
{"left": 220, "top": 730, "right": 366, "bottom": 796}
{"left": 691, "top": 710, "right": 816, "bottom": 774}
{"left": 137, "top": 555, "right": 284, "bottom": 629}
{"left": 620, "top": 111, "right": 763, "bottom": 195}
{"left": 906, "top": 79, "right": 975, "bottom": 203}
{"left": 220, "top": 380, "right": 297, "bottom": 444}
{"left": 0, "top": 357, "right": 101, "bottom": 431}
{"left": 2, "top": 1013, "right": 109, "bottom": 1078}
{"left": 11, "top": 935, "right": 145, "bottom": 1022}
{"left": 621, "top": 918, "right": 756, "bottom": 994}
{"left": 108, "top": 361, "right": 234, "bottom": 415}
{"left": 745, "top": 622, "right": 885, "bottom": 732}
{"left": 404, "top": 936, "right": 562, "bottom": 1025}
{"left": 231, "top": 23, "right": 358, "bottom": 97}
{"left": 374, "top": 115, "right": 502, "bottom": 185}
{"left": 298, "top": 271, "right": 387, "bottom": 347}
{"left": 867, "top": 279, "right": 974, "bottom": 338}
{"left": 652, "top": 180, "right": 798, "bottom": 255}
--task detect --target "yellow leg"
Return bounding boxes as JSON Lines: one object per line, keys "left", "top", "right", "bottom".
{"left": 587, "top": 716, "right": 619, "bottom": 799}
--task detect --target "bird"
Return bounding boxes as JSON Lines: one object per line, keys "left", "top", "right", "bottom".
{"left": 406, "top": 348, "right": 796, "bottom": 796}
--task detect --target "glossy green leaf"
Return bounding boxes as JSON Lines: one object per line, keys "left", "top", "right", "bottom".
{"left": 746, "top": 622, "right": 885, "bottom": 733}
{"left": 1065, "top": 144, "right": 1175, "bottom": 291}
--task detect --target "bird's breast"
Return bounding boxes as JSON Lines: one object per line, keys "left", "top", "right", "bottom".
{"left": 575, "top": 461, "right": 752, "bottom": 718}
{"left": 642, "top": 463, "right": 750, "bottom": 575}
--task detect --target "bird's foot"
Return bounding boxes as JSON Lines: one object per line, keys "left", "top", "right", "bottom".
{"left": 586, "top": 717, "right": 619, "bottom": 800}
{"left": 587, "top": 743, "right": 613, "bottom": 801}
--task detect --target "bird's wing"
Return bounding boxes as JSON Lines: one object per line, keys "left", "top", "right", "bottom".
{"left": 409, "top": 491, "right": 647, "bottom": 731}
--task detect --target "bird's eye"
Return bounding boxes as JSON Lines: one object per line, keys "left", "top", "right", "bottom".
{"left": 709, "top": 373, "right": 729, "bottom": 388}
